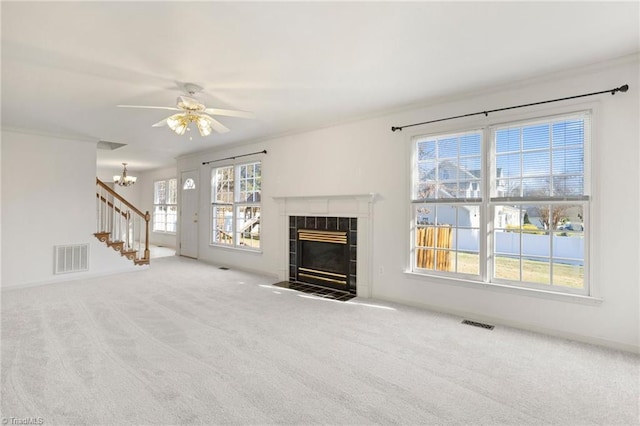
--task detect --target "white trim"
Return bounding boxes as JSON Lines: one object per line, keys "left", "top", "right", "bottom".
{"left": 2, "top": 266, "right": 148, "bottom": 291}
{"left": 378, "top": 291, "right": 637, "bottom": 355}
{"left": 197, "top": 258, "right": 277, "bottom": 280}
{"left": 207, "top": 243, "right": 263, "bottom": 255}
{"left": 273, "top": 193, "right": 376, "bottom": 298}
{"left": 403, "top": 270, "right": 600, "bottom": 304}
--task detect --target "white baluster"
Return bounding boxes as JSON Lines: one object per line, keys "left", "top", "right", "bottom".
{"left": 127, "top": 210, "right": 133, "bottom": 250}
{"left": 110, "top": 197, "right": 115, "bottom": 241}
{"left": 138, "top": 215, "right": 142, "bottom": 259}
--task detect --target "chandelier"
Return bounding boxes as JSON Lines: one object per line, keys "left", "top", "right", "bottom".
{"left": 113, "top": 163, "right": 137, "bottom": 187}
{"left": 166, "top": 112, "right": 214, "bottom": 137}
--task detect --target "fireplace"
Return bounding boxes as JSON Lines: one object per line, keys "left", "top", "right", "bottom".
{"left": 274, "top": 193, "right": 375, "bottom": 297}
{"left": 289, "top": 216, "right": 357, "bottom": 293}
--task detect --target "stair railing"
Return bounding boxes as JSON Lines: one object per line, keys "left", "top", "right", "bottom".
{"left": 95, "top": 178, "right": 150, "bottom": 264}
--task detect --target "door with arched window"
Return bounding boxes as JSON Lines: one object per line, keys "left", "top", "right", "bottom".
{"left": 180, "top": 170, "right": 199, "bottom": 258}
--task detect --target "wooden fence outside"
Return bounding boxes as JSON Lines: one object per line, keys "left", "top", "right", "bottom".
{"left": 416, "top": 226, "right": 453, "bottom": 271}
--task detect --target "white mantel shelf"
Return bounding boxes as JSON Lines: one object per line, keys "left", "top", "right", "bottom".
{"left": 273, "top": 193, "right": 377, "bottom": 298}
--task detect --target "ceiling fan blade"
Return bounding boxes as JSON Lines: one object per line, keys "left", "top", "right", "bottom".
{"left": 203, "top": 108, "right": 255, "bottom": 119}
{"left": 117, "top": 105, "right": 181, "bottom": 111}
{"left": 151, "top": 118, "right": 168, "bottom": 127}
{"left": 204, "top": 115, "right": 230, "bottom": 134}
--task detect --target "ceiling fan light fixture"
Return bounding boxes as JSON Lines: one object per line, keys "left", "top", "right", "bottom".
{"left": 118, "top": 83, "right": 252, "bottom": 137}
{"left": 196, "top": 115, "right": 213, "bottom": 136}
{"left": 167, "top": 114, "right": 189, "bottom": 136}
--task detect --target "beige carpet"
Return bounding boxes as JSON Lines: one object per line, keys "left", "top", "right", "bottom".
{"left": 2, "top": 256, "right": 639, "bottom": 425}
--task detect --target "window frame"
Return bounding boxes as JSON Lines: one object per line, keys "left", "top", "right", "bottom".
{"left": 409, "top": 108, "right": 592, "bottom": 297}
{"left": 210, "top": 161, "right": 262, "bottom": 251}
{"left": 412, "top": 128, "right": 485, "bottom": 281}
{"left": 152, "top": 178, "right": 178, "bottom": 234}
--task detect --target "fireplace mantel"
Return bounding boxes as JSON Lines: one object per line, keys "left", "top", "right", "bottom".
{"left": 273, "top": 194, "right": 377, "bottom": 298}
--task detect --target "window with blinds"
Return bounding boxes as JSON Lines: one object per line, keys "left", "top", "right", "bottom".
{"left": 411, "top": 111, "right": 590, "bottom": 295}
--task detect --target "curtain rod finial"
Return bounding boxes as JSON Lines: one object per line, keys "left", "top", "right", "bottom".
{"left": 391, "top": 126, "right": 402, "bottom": 132}
{"left": 613, "top": 84, "right": 629, "bottom": 94}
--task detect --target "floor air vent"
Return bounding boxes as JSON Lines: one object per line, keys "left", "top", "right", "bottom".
{"left": 462, "top": 319, "right": 495, "bottom": 330}
{"left": 55, "top": 244, "right": 89, "bottom": 274}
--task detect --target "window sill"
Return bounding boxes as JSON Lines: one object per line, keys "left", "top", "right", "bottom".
{"left": 403, "top": 271, "right": 603, "bottom": 306}
{"left": 153, "top": 231, "right": 176, "bottom": 235}
{"left": 208, "top": 243, "right": 262, "bottom": 255}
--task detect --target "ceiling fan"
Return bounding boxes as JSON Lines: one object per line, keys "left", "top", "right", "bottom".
{"left": 117, "top": 83, "right": 254, "bottom": 137}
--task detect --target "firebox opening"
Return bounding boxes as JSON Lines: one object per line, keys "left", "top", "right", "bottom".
{"left": 300, "top": 241, "right": 347, "bottom": 276}
{"left": 289, "top": 216, "right": 357, "bottom": 294}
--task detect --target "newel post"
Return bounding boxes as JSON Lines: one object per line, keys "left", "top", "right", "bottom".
{"left": 144, "top": 211, "right": 151, "bottom": 260}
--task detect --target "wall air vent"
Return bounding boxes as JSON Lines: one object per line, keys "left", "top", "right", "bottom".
{"left": 54, "top": 244, "right": 89, "bottom": 274}
{"left": 462, "top": 319, "right": 495, "bottom": 330}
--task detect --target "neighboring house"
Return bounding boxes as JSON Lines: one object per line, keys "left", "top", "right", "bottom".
{"left": 495, "top": 205, "right": 522, "bottom": 229}
{"left": 421, "top": 160, "right": 508, "bottom": 228}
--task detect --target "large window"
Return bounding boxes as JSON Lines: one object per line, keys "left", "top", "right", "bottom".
{"left": 414, "top": 130, "right": 482, "bottom": 276}
{"left": 411, "top": 111, "right": 590, "bottom": 295}
{"left": 153, "top": 178, "right": 177, "bottom": 233}
{"left": 211, "top": 161, "right": 261, "bottom": 249}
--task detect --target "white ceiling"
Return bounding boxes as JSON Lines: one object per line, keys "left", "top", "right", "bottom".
{"left": 2, "top": 2, "right": 638, "bottom": 172}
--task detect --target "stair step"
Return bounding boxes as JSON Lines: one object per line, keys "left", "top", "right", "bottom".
{"left": 121, "top": 250, "right": 137, "bottom": 261}
{"left": 107, "top": 241, "right": 124, "bottom": 252}
{"left": 134, "top": 258, "right": 150, "bottom": 265}
{"left": 93, "top": 232, "right": 110, "bottom": 243}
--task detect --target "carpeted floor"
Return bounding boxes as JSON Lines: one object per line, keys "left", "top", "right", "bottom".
{"left": 2, "top": 256, "right": 639, "bottom": 425}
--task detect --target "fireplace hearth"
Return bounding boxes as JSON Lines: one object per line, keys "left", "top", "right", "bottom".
{"left": 289, "top": 216, "right": 357, "bottom": 293}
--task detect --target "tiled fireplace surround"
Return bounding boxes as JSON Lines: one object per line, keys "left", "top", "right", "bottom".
{"left": 274, "top": 194, "right": 376, "bottom": 298}
{"left": 289, "top": 215, "right": 358, "bottom": 293}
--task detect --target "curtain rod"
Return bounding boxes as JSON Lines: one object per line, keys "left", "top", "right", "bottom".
{"left": 391, "top": 84, "right": 629, "bottom": 132}
{"left": 202, "top": 149, "right": 267, "bottom": 165}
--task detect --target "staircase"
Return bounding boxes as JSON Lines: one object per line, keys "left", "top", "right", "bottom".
{"left": 94, "top": 178, "right": 150, "bottom": 265}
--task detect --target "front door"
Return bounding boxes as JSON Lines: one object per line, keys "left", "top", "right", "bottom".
{"left": 180, "top": 170, "right": 199, "bottom": 258}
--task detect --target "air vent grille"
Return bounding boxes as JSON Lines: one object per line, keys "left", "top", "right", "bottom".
{"left": 462, "top": 319, "right": 495, "bottom": 330}
{"left": 55, "top": 244, "right": 89, "bottom": 274}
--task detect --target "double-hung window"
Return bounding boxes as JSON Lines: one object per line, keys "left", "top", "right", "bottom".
{"left": 411, "top": 111, "right": 590, "bottom": 295}
{"left": 153, "top": 178, "right": 178, "bottom": 233}
{"left": 490, "top": 113, "right": 589, "bottom": 293}
{"left": 211, "top": 161, "right": 261, "bottom": 249}
{"left": 413, "top": 130, "right": 483, "bottom": 277}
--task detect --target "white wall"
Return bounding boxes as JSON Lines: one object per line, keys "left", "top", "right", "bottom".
{"left": 178, "top": 56, "right": 639, "bottom": 352}
{"left": 138, "top": 166, "right": 177, "bottom": 248}
{"left": 1, "top": 131, "right": 139, "bottom": 288}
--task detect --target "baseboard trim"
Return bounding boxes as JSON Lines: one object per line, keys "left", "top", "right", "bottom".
{"left": 197, "top": 258, "right": 279, "bottom": 281}
{"left": 374, "top": 294, "right": 640, "bottom": 355}
{"left": 1, "top": 266, "right": 148, "bottom": 291}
